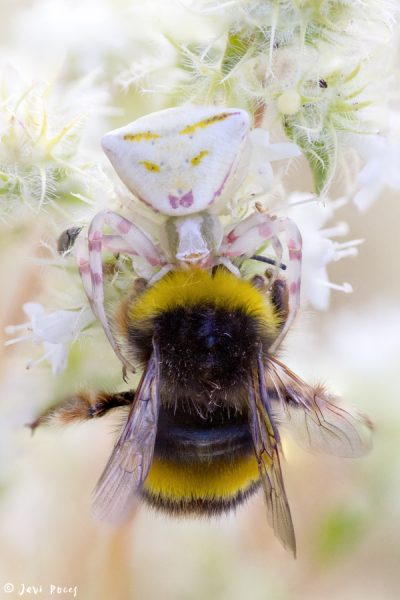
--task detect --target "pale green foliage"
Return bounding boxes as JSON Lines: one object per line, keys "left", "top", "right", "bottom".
{"left": 167, "top": 0, "right": 395, "bottom": 194}
{"left": 0, "top": 72, "right": 103, "bottom": 221}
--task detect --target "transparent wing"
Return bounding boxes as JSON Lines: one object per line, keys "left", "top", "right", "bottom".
{"left": 267, "top": 356, "right": 372, "bottom": 458}
{"left": 92, "top": 342, "right": 160, "bottom": 522}
{"left": 248, "top": 350, "right": 296, "bottom": 556}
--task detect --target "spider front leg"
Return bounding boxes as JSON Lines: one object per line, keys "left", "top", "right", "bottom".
{"left": 222, "top": 212, "right": 302, "bottom": 349}
{"left": 76, "top": 210, "right": 164, "bottom": 372}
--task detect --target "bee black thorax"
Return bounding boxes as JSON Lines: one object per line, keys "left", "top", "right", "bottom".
{"left": 128, "top": 303, "right": 266, "bottom": 403}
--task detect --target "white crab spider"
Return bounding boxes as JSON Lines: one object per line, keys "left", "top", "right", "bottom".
{"left": 75, "top": 105, "right": 302, "bottom": 371}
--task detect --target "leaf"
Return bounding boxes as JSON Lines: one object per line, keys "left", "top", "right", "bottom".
{"left": 221, "top": 31, "right": 255, "bottom": 78}
{"left": 284, "top": 114, "right": 337, "bottom": 195}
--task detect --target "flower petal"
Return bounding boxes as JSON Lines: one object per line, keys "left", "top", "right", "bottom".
{"left": 22, "top": 302, "right": 45, "bottom": 318}
{"left": 264, "top": 142, "right": 301, "bottom": 162}
{"left": 43, "top": 342, "right": 68, "bottom": 375}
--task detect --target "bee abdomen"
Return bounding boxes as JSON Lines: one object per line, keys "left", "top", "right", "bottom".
{"left": 142, "top": 455, "right": 260, "bottom": 516}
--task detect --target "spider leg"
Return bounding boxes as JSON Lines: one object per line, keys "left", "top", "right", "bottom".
{"left": 75, "top": 233, "right": 149, "bottom": 297}
{"left": 101, "top": 234, "right": 144, "bottom": 256}
{"left": 77, "top": 210, "right": 164, "bottom": 371}
{"left": 28, "top": 390, "right": 135, "bottom": 431}
{"left": 222, "top": 213, "right": 302, "bottom": 349}
{"left": 75, "top": 234, "right": 129, "bottom": 370}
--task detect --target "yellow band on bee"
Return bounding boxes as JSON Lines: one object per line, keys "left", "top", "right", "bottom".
{"left": 144, "top": 454, "right": 259, "bottom": 501}
{"left": 129, "top": 269, "right": 279, "bottom": 333}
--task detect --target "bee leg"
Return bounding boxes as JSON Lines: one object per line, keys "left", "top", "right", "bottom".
{"left": 250, "top": 274, "right": 289, "bottom": 334}
{"left": 222, "top": 212, "right": 302, "bottom": 350}
{"left": 270, "top": 278, "right": 289, "bottom": 330}
{"left": 28, "top": 390, "right": 135, "bottom": 432}
{"left": 75, "top": 210, "right": 164, "bottom": 373}
{"left": 250, "top": 274, "right": 268, "bottom": 291}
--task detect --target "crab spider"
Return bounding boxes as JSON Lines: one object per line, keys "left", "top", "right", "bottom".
{"left": 76, "top": 106, "right": 302, "bottom": 372}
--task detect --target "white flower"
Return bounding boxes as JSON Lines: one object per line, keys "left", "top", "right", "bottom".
{"left": 246, "top": 128, "right": 301, "bottom": 191}
{"left": 288, "top": 194, "right": 362, "bottom": 310}
{"left": 5, "top": 303, "right": 94, "bottom": 375}
{"left": 352, "top": 134, "right": 400, "bottom": 211}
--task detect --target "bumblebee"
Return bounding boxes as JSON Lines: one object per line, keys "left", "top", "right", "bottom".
{"left": 33, "top": 265, "right": 371, "bottom": 556}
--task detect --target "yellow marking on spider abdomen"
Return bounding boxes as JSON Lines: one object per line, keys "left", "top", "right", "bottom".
{"left": 191, "top": 150, "right": 209, "bottom": 166}
{"left": 129, "top": 269, "right": 280, "bottom": 334}
{"left": 179, "top": 113, "right": 234, "bottom": 135}
{"left": 140, "top": 160, "right": 161, "bottom": 172}
{"left": 123, "top": 132, "right": 160, "bottom": 142}
{"left": 144, "top": 454, "right": 259, "bottom": 501}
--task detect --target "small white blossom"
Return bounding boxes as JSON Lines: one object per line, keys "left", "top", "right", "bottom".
{"left": 289, "top": 194, "right": 362, "bottom": 310}
{"left": 5, "top": 303, "right": 94, "bottom": 375}
{"left": 352, "top": 135, "right": 400, "bottom": 211}
{"left": 246, "top": 128, "right": 301, "bottom": 191}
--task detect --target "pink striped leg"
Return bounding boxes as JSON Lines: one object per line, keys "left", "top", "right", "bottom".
{"left": 75, "top": 234, "right": 131, "bottom": 371}
{"left": 77, "top": 210, "right": 163, "bottom": 372}
{"left": 101, "top": 234, "right": 142, "bottom": 256}
{"left": 222, "top": 213, "right": 302, "bottom": 349}
{"left": 81, "top": 233, "right": 153, "bottom": 258}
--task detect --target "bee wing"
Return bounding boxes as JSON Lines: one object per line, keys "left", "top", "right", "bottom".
{"left": 248, "top": 349, "right": 296, "bottom": 556}
{"left": 267, "top": 356, "right": 372, "bottom": 458}
{"left": 92, "top": 341, "right": 160, "bottom": 522}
